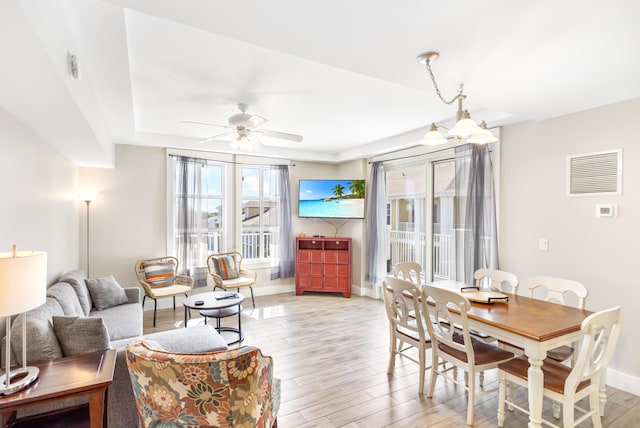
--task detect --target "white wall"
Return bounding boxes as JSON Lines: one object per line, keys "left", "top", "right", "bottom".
{"left": 500, "top": 97, "right": 640, "bottom": 393}
{"left": 0, "top": 107, "right": 79, "bottom": 339}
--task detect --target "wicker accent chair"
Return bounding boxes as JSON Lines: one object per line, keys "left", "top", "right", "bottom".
{"left": 126, "top": 339, "right": 280, "bottom": 428}
{"left": 134, "top": 256, "right": 193, "bottom": 327}
{"left": 207, "top": 252, "right": 257, "bottom": 308}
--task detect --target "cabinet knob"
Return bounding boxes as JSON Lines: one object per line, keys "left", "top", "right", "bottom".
{"left": 336, "top": 241, "right": 340, "bottom": 244}
{"left": 312, "top": 240, "right": 316, "bottom": 244}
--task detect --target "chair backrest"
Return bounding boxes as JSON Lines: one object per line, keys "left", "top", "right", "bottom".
{"left": 382, "top": 276, "right": 429, "bottom": 342}
{"left": 565, "top": 306, "right": 622, "bottom": 393}
{"left": 126, "top": 339, "right": 279, "bottom": 428}
{"left": 392, "top": 262, "right": 423, "bottom": 285}
{"left": 526, "top": 276, "right": 588, "bottom": 309}
{"left": 422, "top": 285, "right": 475, "bottom": 365}
{"left": 134, "top": 256, "right": 179, "bottom": 292}
{"left": 207, "top": 251, "right": 243, "bottom": 276}
{"left": 474, "top": 269, "right": 519, "bottom": 294}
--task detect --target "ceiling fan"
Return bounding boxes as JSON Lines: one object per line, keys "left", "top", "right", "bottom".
{"left": 183, "top": 103, "right": 303, "bottom": 152}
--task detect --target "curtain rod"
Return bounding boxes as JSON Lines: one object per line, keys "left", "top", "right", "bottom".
{"left": 368, "top": 143, "right": 461, "bottom": 164}
{"left": 168, "top": 153, "right": 295, "bottom": 167}
{"left": 368, "top": 143, "right": 493, "bottom": 164}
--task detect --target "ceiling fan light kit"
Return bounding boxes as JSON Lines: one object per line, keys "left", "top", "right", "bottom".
{"left": 417, "top": 51, "right": 497, "bottom": 146}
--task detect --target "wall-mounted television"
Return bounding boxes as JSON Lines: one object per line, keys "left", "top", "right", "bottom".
{"left": 298, "top": 179, "right": 366, "bottom": 219}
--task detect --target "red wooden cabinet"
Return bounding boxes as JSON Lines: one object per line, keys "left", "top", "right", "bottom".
{"left": 295, "top": 237, "right": 351, "bottom": 298}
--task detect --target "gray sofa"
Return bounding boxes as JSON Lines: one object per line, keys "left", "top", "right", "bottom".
{"left": 1, "top": 270, "right": 227, "bottom": 428}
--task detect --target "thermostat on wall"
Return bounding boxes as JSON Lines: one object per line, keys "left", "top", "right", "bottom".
{"left": 595, "top": 204, "right": 617, "bottom": 217}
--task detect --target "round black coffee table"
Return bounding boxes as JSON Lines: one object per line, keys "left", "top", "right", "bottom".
{"left": 183, "top": 291, "right": 245, "bottom": 345}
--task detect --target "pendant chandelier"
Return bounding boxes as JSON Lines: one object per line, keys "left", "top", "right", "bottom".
{"left": 416, "top": 51, "right": 498, "bottom": 146}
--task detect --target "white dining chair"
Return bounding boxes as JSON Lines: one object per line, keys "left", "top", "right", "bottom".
{"left": 497, "top": 306, "right": 622, "bottom": 428}
{"left": 392, "top": 261, "right": 423, "bottom": 285}
{"left": 423, "top": 285, "right": 515, "bottom": 426}
{"left": 382, "top": 275, "right": 433, "bottom": 395}
{"left": 527, "top": 276, "right": 588, "bottom": 363}
{"left": 474, "top": 268, "right": 519, "bottom": 294}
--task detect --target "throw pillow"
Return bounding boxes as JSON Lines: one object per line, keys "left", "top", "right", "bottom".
{"left": 53, "top": 316, "right": 110, "bottom": 356}
{"left": 143, "top": 262, "right": 176, "bottom": 288}
{"left": 85, "top": 275, "right": 129, "bottom": 310}
{"left": 215, "top": 255, "right": 239, "bottom": 280}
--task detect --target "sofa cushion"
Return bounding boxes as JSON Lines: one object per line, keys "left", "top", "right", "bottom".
{"left": 85, "top": 276, "right": 129, "bottom": 310}
{"left": 11, "top": 298, "right": 64, "bottom": 364}
{"left": 92, "top": 303, "right": 143, "bottom": 341}
{"left": 46, "top": 283, "right": 84, "bottom": 317}
{"left": 53, "top": 316, "right": 111, "bottom": 356}
{"left": 59, "top": 270, "right": 92, "bottom": 316}
{"left": 142, "top": 262, "right": 176, "bottom": 288}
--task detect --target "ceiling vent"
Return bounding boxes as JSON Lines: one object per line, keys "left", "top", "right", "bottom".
{"left": 567, "top": 149, "right": 622, "bottom": 196}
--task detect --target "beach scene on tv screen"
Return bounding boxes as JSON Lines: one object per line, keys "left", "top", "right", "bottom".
{"left": 299, "top": 179, "right": 365, "bottom": 218}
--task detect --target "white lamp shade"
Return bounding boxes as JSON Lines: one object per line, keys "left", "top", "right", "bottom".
{"left": 0, "top": 251, "right": 47, "bottom": 316}
{"left": 422, "top": 129, "right": 448, "bottom": 146}
{"left": 449, "top": 117, "right": 481, "bottom": 138}
{"left": 467, "top": 121, "right": 498, "bottom": 144}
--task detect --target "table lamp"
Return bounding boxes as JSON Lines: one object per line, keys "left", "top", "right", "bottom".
{"left": 0, "top": 245, "right": 47, "bottom": 395}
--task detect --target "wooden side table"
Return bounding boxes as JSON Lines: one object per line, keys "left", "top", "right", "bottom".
{"left": 0, "top": 349, "right": 116, "bottom": 428}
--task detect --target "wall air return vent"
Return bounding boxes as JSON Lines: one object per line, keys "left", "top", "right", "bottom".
{"left": 567, "top": 149, "right": 622, "bottom": 196}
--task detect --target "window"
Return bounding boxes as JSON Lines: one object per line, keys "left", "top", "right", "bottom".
{"left": 241, "top": 166, "right": 278, "bottom": 263}
{"left": 173, "top": 158, "right": 224, "bottom": 277}
{"left": 169, "top": 152, "right": 290, "bottom": 282}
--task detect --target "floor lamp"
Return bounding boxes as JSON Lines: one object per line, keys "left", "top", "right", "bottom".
{"left": 0, "top": 246, "right": 47, "bottom": 395}
{"left": 82, "top": 193, "right": 96, "bottom": 277}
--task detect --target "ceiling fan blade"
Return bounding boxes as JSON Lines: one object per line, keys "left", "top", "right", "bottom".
{"left": 196, "top": 131, "right": 235, "bottom": 144}
{"left": 182, "top": 120, "right": 233, "bottom": 129}
{"left": 256, "top": 129, "right": 303, "bottom": 142}
{"left": 246, "top": 114, "right": 268, "bottom": 129}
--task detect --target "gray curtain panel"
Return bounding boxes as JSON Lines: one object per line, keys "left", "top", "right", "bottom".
{"left": 454, "top": 144, "right": 499, "bottom": 285}
{"left": 175, "top": 155, "right": 208, "bottom": 288}
{"left": 365, "top": 161, "right": 387, "bottom": 288}
{"left": 273, "top": 165, "right": 295, "bottom": 279}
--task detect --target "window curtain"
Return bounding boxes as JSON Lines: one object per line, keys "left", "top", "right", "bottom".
{"left": 365, "top": 161, "right": 387, "bottom": 291}
{"left": 272, "top": 165, "right": 295, "bottom": 279}
{"left": 175, "top": 155, "right": 208, "bottom": 288}
{"left": 453, "top": 144, "right": 499, "bottom": 284}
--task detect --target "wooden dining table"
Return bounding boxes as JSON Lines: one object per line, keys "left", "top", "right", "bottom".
{"left": 429, "top": 280, "right": 593, "bottom": 428}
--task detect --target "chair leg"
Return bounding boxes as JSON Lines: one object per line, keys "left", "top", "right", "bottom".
{"left": 249, "top": 286, "right": 255, "bottom": 308}
{"left": 153, "top": 298, "right": 157, "bottom": 327}
{"left": 418, "top": 348, "right": 426, "bottom": 395}
{"left": 497, "top": 374, "right": 506, "bottom": 427}
{"left": 553, "top": 401, "right": 561, "bottom": 419}
{"left": 427, "top": 352, "right": 438, "bottom": 398}
{"left": 142, "top": 295, "right": 146, "bottom": 307}
{"left": 466, "top": 371, "right": 476, "bottom": 425}
{"left": 173, "top": 295, "right": 176, "bottom": 310}
{"left": 387, "top": 333, "right": 397, "bottom": 374}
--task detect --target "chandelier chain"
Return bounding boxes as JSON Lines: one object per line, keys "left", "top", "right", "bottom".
{"left": 425, "top": 62, "right": 463, "bottom": 106}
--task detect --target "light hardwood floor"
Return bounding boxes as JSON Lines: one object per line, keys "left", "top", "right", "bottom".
{"left": 144, "top": 292, "right": 639, "bottom": 427}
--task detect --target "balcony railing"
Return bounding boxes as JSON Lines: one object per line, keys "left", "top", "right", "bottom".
{"left": 388, "top": 230, "right": 452, "bottom": 281}
{"left": 174, "top": 231, "right": 273, "bottom": 266}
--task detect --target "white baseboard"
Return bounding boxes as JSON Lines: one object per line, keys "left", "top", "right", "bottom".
{"left": 606, "top": 367, "right": 640, "bottom": 396}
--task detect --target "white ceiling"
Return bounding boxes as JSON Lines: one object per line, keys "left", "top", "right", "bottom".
{"left": 3, "top": 0, "right": 640, "bottom": 166}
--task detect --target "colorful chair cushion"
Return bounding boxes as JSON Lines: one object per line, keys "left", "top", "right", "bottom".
{"left": 142, "top": 262, "right": 176, "bottom": 288}
{"left": 214, "top": 255, "right": 239, "bottom": 280}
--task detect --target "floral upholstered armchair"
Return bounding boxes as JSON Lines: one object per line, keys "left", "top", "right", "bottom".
{"left": 126, "top": 339, "right": 280, "bottom": 428}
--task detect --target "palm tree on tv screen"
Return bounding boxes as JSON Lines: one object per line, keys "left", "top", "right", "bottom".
{"left": 332, "top": 184, "right": 345, "bottom": 198}
{"left": 348, "top": 180, "right": 365, "bottom": 198}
